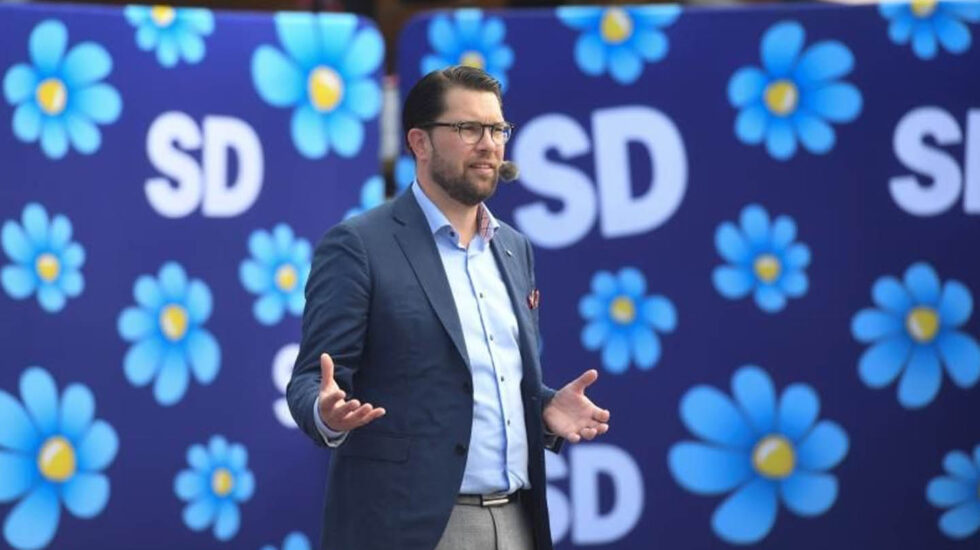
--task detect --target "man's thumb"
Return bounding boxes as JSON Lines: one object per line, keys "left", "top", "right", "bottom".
{"left": 571, "top": 369, "right": 598, "bottom": 392}
{"left": 319, "top": 353, "right": 335, "bottom": 389}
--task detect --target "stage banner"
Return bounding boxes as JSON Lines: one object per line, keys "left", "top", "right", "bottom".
{"left": 0, "top": 3, "right": 384, "bottom": 549}
{"left": 398, "top": 2, "right": 980, "bottom": 548}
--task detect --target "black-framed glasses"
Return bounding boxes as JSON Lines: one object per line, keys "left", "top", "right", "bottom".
{"left": 420, "top": 121, "right": 514, "bottom": 145}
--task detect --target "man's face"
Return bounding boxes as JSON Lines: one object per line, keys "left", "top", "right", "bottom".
{"left": 425, "top": 87, "right": 505, "bottom": 207}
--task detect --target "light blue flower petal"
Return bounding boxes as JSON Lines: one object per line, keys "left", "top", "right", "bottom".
{"left": 948, "top": 2, "right": 980, "bottom": 20}
{"left": 937, "top": 331, "right": 980, "bottom": 388}
{"left": 342, "top": 27, "right": 383, "bottom": 78}
{"left": 668, "top": 442, "right": 753, "bottom": 494}
{"left": 344, "top": 79, "right": 382, "bottom": 120}
{"left": 247, "top": 229, "right": 276, "bottom": 263}
{"left": 326, "top": 111, "right": 364, "bottom": 158}
{"left": 284, "top": 532, "right": 311, "bottom": 550}
{"left": 630, "top": 327, "right": 660, "bottom": 370}
{"left": 233, "top": 470, "right": 254, "bottom": 501}
{"left": 420, "top": 54, "right": 449, "bottom": 76}
{"left": 77, "top": 419, "right": 118, "bottom": 471}
{"left": 766, "top": 118, "right": 797, "bottom": 160}
{"left": 3, "top": 484, "right": 60, "bottom": 550}
{"left": 428, "top": 15, "right": 459, "bottom": 55}
{"left": 186, "top": 280, "right": 212, "bottom": 323}
{"left": 617, "top": 267, "right": 646, "bottom": 297}
{"left": 938, "top": 281, "right": 973, "bottom": 327}
{"left": 795, "top": 112, "right": 835, "bottom": 154}
{"left": 905, "top": 263, "right": 942, "bottom": 305}
{"left": 62, "top": 43, "right": 112, "bottom": 88}
{"left": 642, "top": 296, "right": 677, "bottom": 332}
{"left": 851, "top": 309, "right": 902, "bottom": 342}
{"left": 634, "top": 29, "right": 668, "bottom": 62}
{"left": 780, "top": 271, "right": 808, "bottom": 298}
{"left": 754, "top": 285, "right": 786, "bottom": 312}
{"left": 0, "top": 391, "right": 37, "bottom": 452}
{"left": 272, "top": 224, "right": 294, "bottom": 254}
{"left": 481, "top": 17, "right": 505, "bottom": 46}
{"left": 3, "top": 64, "right": 37, "bottom": 105}
{"left": 898, "top": 346, "right": 942, "bottom": 408}
{"left": 888, "top": 16, "right": 914, "bottom": 44}
{"left": 124, "top": 6, "right": 149, "bottom": 26}
{"left": 939, "top": 501, "right": 980, "bottom": 539}
{"left": 858, "top": 335, "right": 912, "bottom": 388}
{"left": 608, "top": 47, "right": 643, "bottom": 85}
{"left": 928, "top": 477, "right": 974, "bottom": 507}
{"left": 47, "top": 215, "right": 72, "bottom": 251}
{"left": 912, "top": 22, "right": 939, "bottom": 59}
{"left": 175, "top": 470, "right": 204, "bottom": 501}
{"left": 601, "top": 332, "right": 630, "bottom": 373}
{"left": 134, "top": 274, "right": 164, "bottom": 309}
{"left": 30, "top": 20, "right": 68, "bottom": 74}
{"left": 255, "top": 292, "right": 286, "bottom": 325}
{"left": 12, "top": 102, "right": 42, "bottom": 142}
{"left": 21, "top": 367, "right": 58, "bottom": 436}
{"left": 732, "top": 366, "right": 776, "bottom": 433}
{"left": 38, "top": 285, "right": 67, "bottom": 312}
{"left": 58, "top": 383, "right": 94, "bottom": 441}
{"left": 796, "top": 420, "right": 848, "bottom": 470}
{"left": 240, "top": 259, "right": 270, "bottom": 294}
{"left": 803, "top": 83, "right": 862, "bottom": 123}
{"left": 728, "top": 67, "right": 767, "bottom": 107}
{"left": 1, "top": 265, "right": 36, "bottom": 299}
{"left": 291, "top": 105, "right": 328, "bottom": 159}
{"left": 777, "top": 383, "right": 819, "bottom": 441}
{"left": 581, "top": 320, "right": 609, "bottom": 350}
{"left": 711, "top": 477, "right": 778, "bottom": 545}
{"left": 780, "top": 471, "right": 838, "bottom": 517}
{"left": 783, "top": 244, "right": 811, "bottom": 269}
{"left": 739, "top": 204, "right": 769, "bottom": 245}
{"left": 769, "top": 216, "right": 796, "bottom": 250}
{"left": 794, "top": 41, "right": 853, "bottom": 88}
{"left": 715, "top": 222, "right": 751, "bottom": 264}
{"left": 872, "top": 276, "right": 912, "bottom": 314}
{"left": 275, "top": 13, "right": 320, "bottom": 69}
{"left": 123, "top": 338, "right": 163, "bottom": 387}
{"left": 61, "top": 243, "right": 84, "bottom": 270}
{"left": 2, "top": 220, "right": 33, "bottom": 263}
{"left": 62, "top": 472, "right": 109, "bottom": 518}
{"left": 944, "top": 450, "right": 977, "bottom": 479}
{"left": 188, "top": 444, "right": 210, "bottom": 471}
{"left": 396, "top": 156, "right": 415, "bottom": 190}
{"left": 556, "top": 6, "right": 602, "bottom": 30}
{"left": 714, "top": 266, "right": 754, "bottom": 299}
{"left": 178, "top": 33, "right": 206, "bottom": 64}
{"left": 118, "top": 307, "right": 154, "bottom": 341}
{"left": 680, "top": 386, "right": 755, "bottom": 449}
{"left": 591, "top": 271, "right": 617, "bottom": 297}
{"left": 187, "top": 330, "right": 220, "bottom": 385}
{"left": 454, "top": 9, "right": 483, "bottom": 42}
{"left": 574, "top": 33, "right": 607, "bottom": 76}
{"left": 22, "top": 203, "right": 48, "bottom": 243}
{"left": 73, "top": 84, "right": 123, "bottom": 124}
{"left": 292, "top": 239, "right": 312, "bottom": 264}
{"left": 40, "top": 119, "right": 69, "bottom": 159}
{"left": 760, "top": 21, "right": 804, "bottom": 77}
{"left": 183, "top": 9, "right": 215, "bottom": 35}
{"left": 183, "top": 497, "right": 216, "bottom": 531}
{"left": 314, "top": 14, "right": 358, "bottom": 63}
{"left": 288, "top": 287, "right": 305, "bottom": 316}
{"left": 209, "top": 435, "right": 229, "bottom": 461}
{"left": 251, "top": 46, "right": 304, "bottom": 108}
{"left": 214, "top": 501, "right": 241, "bottom": 540}
{"left": 631, "top": 5, "right": 681, "bottom": 27}
{"left": 735, "top": 105, "right": 768, "bottom": 145}
{"left": 0, "top": 452, "right": 35, "bottom": 502}
{"left": 228, "top": 444, "right": 248, "bottom": 470}
{"left": 154, "top": 352, "right": 190, "bottom": 406}
{"left": 159, "top": 262, "right": 188, "bottom": 300}
{"left": 135, "top": 23, "right": 159, "bottom": 51}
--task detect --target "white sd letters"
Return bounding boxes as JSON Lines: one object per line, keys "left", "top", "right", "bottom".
{"left": 145, "top": 112, "right": 264, "bottom": 218}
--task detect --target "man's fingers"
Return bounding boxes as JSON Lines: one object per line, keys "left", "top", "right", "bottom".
{"left": 569, "top": 369, "right": 598, "bottom": 393}
{"left": 566, "top": 432, "right": 581, "bottom": 443}
{"left": 596, "top": 423, "right": 609, "bottom": 435}
{"left": 319, "top": 353, "right": 336, "bottom": 390}
{"left": 580, "top": 427, "right": 598, "bottom": 440}
{"left": 592, "top": 408, "right": 611, "bottom": 423}
{"left": 320, "top": 389, "right": 346, "bottom": 412}
{"left": 339, "top": 404, "right": 386, "bottom": 430}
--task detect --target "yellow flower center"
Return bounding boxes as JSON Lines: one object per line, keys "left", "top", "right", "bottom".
{"left": 753, "top": 254, "right": 781, "bottom": 283}
{"left": 600, "top": 8, "right": 634, "bottom": 45}
{"left": 764, "top": 80, "right": 799, "bottom": 117}
{"left": 307, "top": 66, "right": 344, "bottom": 113}
{"left": 35, "top": 253, "right": 61, "bottom": 282}
{"left": 37, "top": 436, "right": 76, "bottom": 482}
{"left": 211, "top": 468, "right": 234, "bottom": 497}
{"left": 459, "top": 50, "right": 486, "bottom": 70}
{"left": 275, "top": 264, "right": 298, "bottom": 292}
{"left": 752, "top": 435, "right": 795, "bottom": 479}
{"left": 151, "top": 5, "right": 177, "bottom": 27}
{"left": 35, "top": 78, "right": 68, "bottom": 116}
{"left": 910, "top": 0, "right": 937, "bottom": 17}
{"left": 609, "top": 296, "right": 636, "bottom": 325}
{"left": 906, "top": 306, "right": 940, "bottom": 343}
{"left": 159, "top": 304, "right": 189, "bottom": 342}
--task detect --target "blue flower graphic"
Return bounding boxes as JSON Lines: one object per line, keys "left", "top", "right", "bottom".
{"left": 728, "top": 20, "right": 862, "bottom": 160}
{"left": 712, "top": 204, "right": 810, "bottom": 313}
{"left": 124, "top": 5, "right": 215, "bottom": 67}
{"left": 251, "top": 13, "right": 382, "bottom": 159}
{"left": 0, "top": 367, "right": 118, "bottom": 550}
{"left": 668, "top": 365, "right": 849, "bottom": 545}
{"left": 395, "top": 155, "right": 415, "bottom": 193}
{"left": 881, "top": 1, "right": 980, "bottom": 59}
{"left": 174, "top": 435, "right": 254, "bottom": 541}
{"left": 344, "top": 175, "right": 386, "bottom": 219}
{"left": 579, "top": 267, "right": 677, "bottom": 373}
{"left": 117, "top": 262, "right": 221, "bottom": 406}
{"left": 261, "top": 531, "right": 312, "bottom": 550}
{"left": 927, "top": 444, "right": 980, "bottom": 539}
{"left": 557, "top": 5, "right": 680, "bottom": 85}
{"left": 2, "top": 19, "right": 122, "bottom": 159}
{"left": 422, "top": 9, "right": 514, "bottom": 92}
{"left": 1, "top": 203, "right": 85, "bottom": 313}
{"left": 851, "top": 262, "right": 979, "bottom": 409}
{"left": 239, "top": 224, "right": 311, "bottom": 325}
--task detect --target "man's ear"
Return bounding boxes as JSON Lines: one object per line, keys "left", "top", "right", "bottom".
{"left": 407, "top": 128, "right": 430, "bottom": 162}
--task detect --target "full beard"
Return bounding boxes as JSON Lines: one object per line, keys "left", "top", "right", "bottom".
{"left": 430, "top": 151, "right": 499, "bottom": 207}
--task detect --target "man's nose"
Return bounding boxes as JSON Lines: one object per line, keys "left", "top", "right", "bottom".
{"left": 474, "top": 126, "right": 496, "bottom": 150}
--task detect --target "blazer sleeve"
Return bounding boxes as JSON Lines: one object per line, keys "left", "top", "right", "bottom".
{"left": 287, "top": 222, "right": 371, "bottom": 448}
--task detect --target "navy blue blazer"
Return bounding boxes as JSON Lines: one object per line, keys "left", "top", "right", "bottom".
{"left": 287, "top": 188, "right": 560, "bottom": 550}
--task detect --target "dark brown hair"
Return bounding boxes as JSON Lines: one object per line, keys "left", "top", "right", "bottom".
{"left": 402, "top": 66, "right": 503, "bottom": 156}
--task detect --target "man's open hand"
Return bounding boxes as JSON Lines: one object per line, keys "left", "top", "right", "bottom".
{"left": 543, "top": 369, "right": 610, "bottom": 443}
{"left": 317, "top": 353, "right": 385, "bottom": 432}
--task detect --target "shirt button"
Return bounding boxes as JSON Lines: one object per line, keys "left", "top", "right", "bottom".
{"left": 500, "top": 376, "right": 505, "bottom": 382}
{"left": 489, "top": 335, "right": 494, "bottom": 341}
{"left": 507, "top": 420, "right": 511, "bottom": 426}
{"left": 455, "top": 443, "right": 467, "bottom": 455}
{"left": 479, "top": 292, "right": 484, "bottom": 299}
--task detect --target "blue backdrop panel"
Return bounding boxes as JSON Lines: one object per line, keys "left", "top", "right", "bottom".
{"left": 398, "top": 3, "right": 980, "bottom": 549}
{"left": 0, "top": 3, "right": 383, "bottom": 549}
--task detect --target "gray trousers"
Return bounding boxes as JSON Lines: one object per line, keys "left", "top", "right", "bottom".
{"left": 434, "top": 500, "right": 534, "bottom": 550}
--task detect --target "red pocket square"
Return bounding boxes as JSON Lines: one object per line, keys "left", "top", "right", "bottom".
{"left": 527, "top": 289, "right": 540, "bottom": 310}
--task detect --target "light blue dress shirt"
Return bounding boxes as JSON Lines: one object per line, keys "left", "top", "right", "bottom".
{"left": 314, "top": 182, "right": 529, "bottom": 495}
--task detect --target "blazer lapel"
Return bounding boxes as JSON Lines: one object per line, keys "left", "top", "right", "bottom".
{"left": 391, "top": 191, "right": 470, "bottom": 369}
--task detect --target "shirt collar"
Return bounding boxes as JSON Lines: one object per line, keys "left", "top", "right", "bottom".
{"left": 411, "top": 180, "right": 499, "bottom": 242}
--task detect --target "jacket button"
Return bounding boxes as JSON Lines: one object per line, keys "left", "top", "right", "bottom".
{"left": 455, "top": 443, "right": 467, "bottom": 455}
